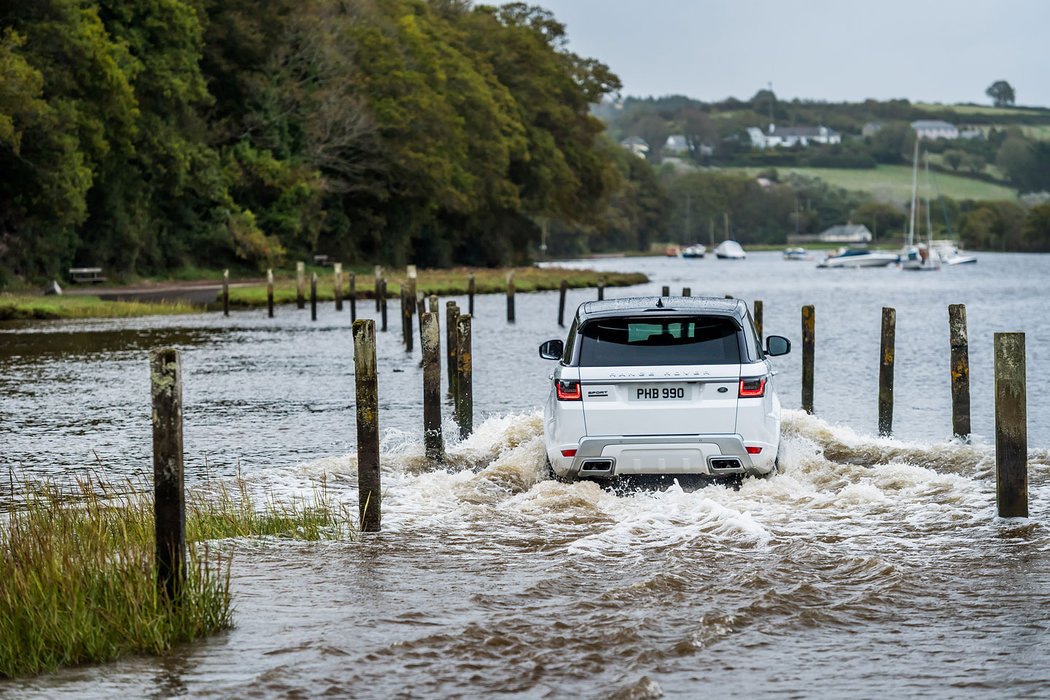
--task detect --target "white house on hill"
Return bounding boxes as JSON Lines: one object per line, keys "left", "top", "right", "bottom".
{"left": 620, "top": 136, "right": 649, "bottom": 158}
{"left": 748, "top": 124, "right": 841, "bottom": 149}
{"left": 911, "top": 120, "right": 959, "bottom": 140}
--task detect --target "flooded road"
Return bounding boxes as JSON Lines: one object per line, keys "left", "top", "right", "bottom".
{"left": 2, "top": 252, "right": 1049, "bottom": 697}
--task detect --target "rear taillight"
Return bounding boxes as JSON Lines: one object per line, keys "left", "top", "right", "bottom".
{"left": 746, "top": 446, "right": 763, "bottom": 455}
{"left": 556, "top": 380, "right": 582, "bottom": 401}
{"left": 561, "top": 449, "right": 577, "bottom": 457}
{"left": 739, "top": 376, "right": 767, "bottom": 398}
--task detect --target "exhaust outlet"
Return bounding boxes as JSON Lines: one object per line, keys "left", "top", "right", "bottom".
{"left": 578, "top": 459, "right": 614, "bottom": 474}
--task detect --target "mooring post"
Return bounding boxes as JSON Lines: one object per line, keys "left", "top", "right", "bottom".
{"left": 468, "top": 273, "right": 476, "bottom": 316}
{"left": 447, "top": 301, "right": 459, "bottom": 397}
{"left": 598, "top": 276, "right": 605, "bottom": 301}
{"left": 878, "top": 307, "right": 896, "bottom": 436}
{"left": 506, "top": 271, "right": 516, "bottom": 323}
{"left": 349, "top": 272, "right": 357, "bottom": 322}
{"left": 802, "top": 304, "right": 815, "bottom": 414}
{"left": 428, "top": 294, "right": 438, "bottom": 317}
{"left": 353, "top": 320, "right": 382, "bottom": 532}
{"left": 456, "top": 314, "right": 473, "bottom": 439}
{"left": 994, "top": 333, "right": 1028, "bottom": 518}
{"left": 380, "top": 279, "right": 388, "bottom": 333}
{"left": 753, "top": 300, "right": 763, "bottom": 344}
{"left": 949, "top": 304, "right": 971, "bottom": 438}
{"left": 558, "top": 279, "right": 568, "bottom": 327}
{"left": 222, "top": 269, "right": 229, "bottom": 317}
{"left": 296, "top": 261, "right": 305, "bottom": 310}
{"left": 417, "top": 295, "right": 426, "bottom": 350}
{"left": 421, "top": 312, "right": 445, "bottom": 462}
{"left": 374, "top": 266, "right": 383, "bottom": 311}
{"left": 310, "top": 273, "right": 318, "bottom": 322}
{"left": 334, "top": 263, "right": 343, "bottom": 312}
{"left": 661, "top": 285, "right": 670, "bottom": 297}
{"left": 682, "top": 287, "right": 691, "bottom": 297}
{"left": 402, "top": 287, "right": 414, "bottom": 352}
{"left": 266, "top": 269, "right": 274, "bottom": 318}
{"left": 150, "top": 348, "right": 186, "bottom": 601}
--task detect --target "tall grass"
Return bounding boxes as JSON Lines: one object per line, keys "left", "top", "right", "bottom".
{"left": 0, "top": 473, "right": 353, "bottom": 678}
{"left": 0, "top": 294, "right": 198, "bottom": 321}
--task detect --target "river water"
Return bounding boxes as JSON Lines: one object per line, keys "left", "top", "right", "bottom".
{"left": 1, "top": 252, "right": 1048, "bottom": 698}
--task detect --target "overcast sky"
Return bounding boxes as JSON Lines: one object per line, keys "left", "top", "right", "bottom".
{"left": 534, "top": 0, "right": 1050, "bottom": 108}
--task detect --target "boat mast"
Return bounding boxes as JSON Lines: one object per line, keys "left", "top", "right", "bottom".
{"left": 924, "top": 153, "right": 934, "bottom": 247}
{"left": 907, "top": 138, "right": 919, "bottom": 247}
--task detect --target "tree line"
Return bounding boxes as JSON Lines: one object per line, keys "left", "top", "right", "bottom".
{"left": 1, "top": 0, "right": 670, "bottom": 285}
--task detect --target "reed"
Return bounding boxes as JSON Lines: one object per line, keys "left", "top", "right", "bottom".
{"left": 0, "top": 473, "right": 352, "bottom": 678}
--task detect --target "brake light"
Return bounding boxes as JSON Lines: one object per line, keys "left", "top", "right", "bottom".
{"left": 556, "top": 380, "right": 582, "bottom": 401}
{"left": 738, "top": 377, "right": 766, "bottom": 398}
{"left": 746, "top": 446, "right": 763, "bottom": 455}
{"left": 561, "top": 449, "right": 577, "bottom": 457}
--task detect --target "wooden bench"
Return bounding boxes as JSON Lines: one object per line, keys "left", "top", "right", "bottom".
{"left": 68, "top": 267, "right": 107, "bottom": 284}
{"left": 313, "top": 254, "right": 331, "bottom": 267}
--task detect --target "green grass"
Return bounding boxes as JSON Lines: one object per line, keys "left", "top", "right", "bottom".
{"left": 913, "top": 102, "right": 1050, "bottom": 117}
{"left": 0, "top": 294, "right": 199, "bottom": 321}
{"left": 1, "top": 473, "right": 353, "bottom": 678}
{"left": 730, "top": 165, "right": 1017, "bottom": 204}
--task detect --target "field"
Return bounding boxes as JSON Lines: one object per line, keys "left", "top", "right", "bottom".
{"left": 731, "top": 165, "right": 1018, "bottom": 204}
{"left": 913, "top": 102, "right": 1050, "bottom": 117}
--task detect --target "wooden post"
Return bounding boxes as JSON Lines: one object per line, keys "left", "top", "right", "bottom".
{"left": 374, "top": 265, "right": 382, "bottom": 311}
{"left": 402, "top": 287, "right": 413, "bottom": 352}
{"left": 753, "top": 300, "right": 763, "bottom": 345}
{"left": 310, "top": 273, "right": 318, "bottom": 322}
{"left": 468, "top": 273, "right": 476, "bottom": 316}
{"left": 801, "top": 304, "right": 815, "bottom": 414}
{"left": 334, "top": 263, "right": 343, "bottom": 312}
{"left": 682, "top": 287, "right": 691, "bottom": 297}
{"left": 446, "top": 301, "right": 459, "bottom": 397}
{"left": 878, "top": 307, "right": 896, "bottom": 436}
{"left": 353, "top": 320, "right": 381, "bottom": 532}
{"left": 266, "top": 269, "right": 274, "bottom": 319}
{"left": 150, "top": 348, "right": 186, "bottom": 601}
{"left": 949, "top": 304, "right": 971, "bottom": 438}
{"left": 421, "top": 312, "right": 445, "bottom": 462}
{"left": 506, "top": 271, "right": 516, "bottom": 323}
{"left": 296, "top": 261, "right": 305, "bottom": 310}
{"left": 428, "top": 294, "right": 438, "bottom": 316}
{"left": 379, "top": 279, "right": 388, "bottom": 332}
{"left": 417, "top": 295, "right": 426, "bottom": 349}
{"left": 456, "top": 314, "right": 473, "bottom": 439}
{"left": 222, "top": 269, "right": 229, "bottom": 317}
{"left": 597, "top": 277, "right": 605, "bottom": 301}
{"left": 349, "top": 272, "right": 357, "bottom": 322}
{"left": 558, "top": 279, "right": 568, "bottom": 327}
{"left": 994, "top": 333, "right": 1027, "bottom": 518}
{"left": 661, "top": 285, "right": 670, "bottom": 296}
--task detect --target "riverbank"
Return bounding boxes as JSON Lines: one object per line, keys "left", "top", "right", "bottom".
{"left": 1, "top": 266, "right": 648, "bottom": 320}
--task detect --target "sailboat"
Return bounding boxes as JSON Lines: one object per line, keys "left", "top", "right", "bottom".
{"left": 901, "top": 146, "right": 940, "bottom": 272}
{"left": 714, "top": 212, "right": 747, "bottom": 259}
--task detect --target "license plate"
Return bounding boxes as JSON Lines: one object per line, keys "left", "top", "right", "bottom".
{"left": 631, "top": 384, "right": 687, "bottom": 401}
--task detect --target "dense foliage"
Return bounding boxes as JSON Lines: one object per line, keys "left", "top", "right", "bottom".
{"left": 0, "top": 1, "right": 651, "bottom": 285}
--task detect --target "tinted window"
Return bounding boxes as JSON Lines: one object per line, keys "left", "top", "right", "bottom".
{"left": 578, "top": 316, "right": 742, "bottom": 367}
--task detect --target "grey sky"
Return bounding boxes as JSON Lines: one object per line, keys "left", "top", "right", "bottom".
{"left": 534, "top": 0, "right": 1050, "bottom": 108}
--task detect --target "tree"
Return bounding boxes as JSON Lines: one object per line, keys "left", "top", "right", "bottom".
{"left": 986, "top": 80, "right": 1015, "bottom": 108}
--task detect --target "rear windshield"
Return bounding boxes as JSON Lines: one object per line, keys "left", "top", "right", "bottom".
{"left": 578, "top": 316, "right": 742, "bottom": 366}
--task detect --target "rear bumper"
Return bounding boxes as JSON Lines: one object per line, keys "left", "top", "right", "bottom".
{"left": 549, "top": 434, "right": 775, "bottom": 480}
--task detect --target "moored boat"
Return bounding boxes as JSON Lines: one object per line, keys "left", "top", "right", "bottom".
{"left": 783, "top": 247, "right": 809, "bottom": 261}
{"left": 817, "top": 247, "right": 899, "bottom": 268}
{"left": 681, "top": 243, "right": 706, "bottom": 259}
{"left": 714, "top": 240, "right": 746, "bottom": 259}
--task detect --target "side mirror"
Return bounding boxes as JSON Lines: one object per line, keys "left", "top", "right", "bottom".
{"left": 538, "top": 339, "right": 564, "bottom": 361}
{"left": 766, "top": 335, "right": 791, "bottom": 356}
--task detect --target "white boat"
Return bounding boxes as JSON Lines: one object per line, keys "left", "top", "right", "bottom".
{"left": 714, "top": 240, "right": 746, "bottom": 259}
{"left": 900, "top": 145, "right": 940, "bottom": 272}
{"left": 783, "top": 247, "right": 809, "bottom": 261}
{"left": 817, "top": 247, "right": 899, "bottom": 268}
{"left": 681, "top": 243, "right": 706, "bottom": 259}
{"left": 930, "top": 240, "right": 977, "bottom": 265}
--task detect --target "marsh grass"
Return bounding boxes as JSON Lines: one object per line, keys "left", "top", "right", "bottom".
{"left": 0, "top": 472, "right": 354, "bottom": 678}
{"left": 0, "top": 294, "right": 198, "bottom": 321}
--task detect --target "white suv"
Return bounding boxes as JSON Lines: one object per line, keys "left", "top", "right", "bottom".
{"left": 538, "top": 296, "right": 791, "bottom": 482}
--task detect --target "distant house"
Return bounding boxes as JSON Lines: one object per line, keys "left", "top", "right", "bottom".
{"left": 789, "top": 223, "right": 873, "bottom": 245}
{"left": 663, "top": 134, "right": 689, "bottom": 154}
{"left": 620, "top": 136, "right": 649, "bottom": 158}
{"left": 959, "top": 127, "right": 984, "bottom": 140}
{"left": 912, "top": 120, "right": 959, "bottom": 140}
{"left": 862, "top": 121, "right": 883, "bottom": 137}
{"left": 747, "top": 124, "right": 842, "bottom": 149}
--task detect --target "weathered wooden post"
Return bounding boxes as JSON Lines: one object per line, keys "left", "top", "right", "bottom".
{"left": 753, "top": 300, "right": 763, "bottom": 344}
{"left": 802, "top": 304, "right": 815, "bottom": 414}
{"left": 428, "top": 294, "right": 438, "bottom": 317}
{"left": 266, "top": 269, "right": 274, "bottom": 319}
{"left": 353, "top": 320, "right": 381, "bottom": 532}
{"left": 150, "top": 348, "right": 186, "bottom": 600}
{"left": 558, "top": 279, "right": 568, "bottom": 327}
{"left": 682, "top": 287, "right": 691, "bottom": 297}
{"left": 417, "top": 295, "right": 426, "bottom": 350}
{"left": 446, "top": 301, "right": 459, "bottom": 396}
{"left": 597, "top": 276, "right": 605, "bottom": 301}
{"left": 334, "top": 262, "right": 343, "bottom": 312}
{"left": 349, "top": 272, "right": 357, "bottom": 322}
{"left": 994, "top": 333, "right": 1027, "bottom": 518}
{"left": 468, "top": 273, "right": 476, "bottom": 316}
{"left": 506, "top": 271, "right": 516, "bottom": 323}
{"left": 661, "top": 285, "right": 670, "bottom": 296}
{"left": 949, "top": 304, "right": 971, "bottom": 438}
{"left": 374, "top": 265, "right": 383, "bottom": 311}
{"left": 421, "top": 312, "right": 445, "bottom": 462}
{"left": 380, "top": 279, "right": 388, "bottom": 333}
{"left": 878, "top": 307, "right": 896, "bottom": 436}
{"left": 310, "top": 272, "right": 318, "bottom": 322}
{"left": 402, "top": 287, "right": 413, "bottom": 352}
{"left": 296, "top": 261, "right": 305, "bottom": 310}
{"left": 222, "top": 269, "right": 229, "bottom": 317}
{"left": 456, "top": 314, "right": 473, "bottom": 438}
